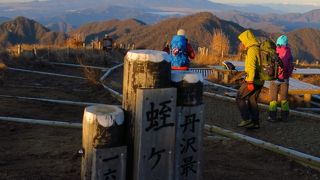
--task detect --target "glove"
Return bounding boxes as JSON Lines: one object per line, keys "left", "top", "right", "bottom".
{"left": 247, "top": 81, "right": 254, "bottom": 91}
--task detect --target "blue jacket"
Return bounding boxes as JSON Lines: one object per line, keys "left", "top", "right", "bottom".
{"left": 170, "top": 35, "right": 189, "bottom": 69}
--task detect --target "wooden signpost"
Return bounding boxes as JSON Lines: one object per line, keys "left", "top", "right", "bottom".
{"left": 134, "top": 88, "right": 177, "bottom": 180}
{"left": 82, "top": 50, "right": 205, "bottom": 180}
{"left": 91, "top": 146, "right": 127, "bottom": 180}
{"left": 122, "top": 50, "right": 171, "bottom": 120}
{"left": 171, "top": 71, "right": 204, "bottom": 180}
{"left": 82, "top": 105, "right": 126, "bottom": 180}
{"left": 17, "top": 44, "right": 22, "bottom": 56}
{"left": 122, "top": 50, "right": 171, "bottom": 178}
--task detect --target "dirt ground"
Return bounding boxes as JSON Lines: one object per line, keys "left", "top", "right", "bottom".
{"left": 203, "top": 96, "right": 320, "bottom": 157}
{"left": 0, "top": 122, "right": 81, "bottom": 180}
{"left": 0, "top": 59, "right": 120, "bottom": 122}
{"left": 0, "top": 54, "right": 320, "bottom": 179}
{"left": 0, "top": 122, "right": 319, "bottom": 180}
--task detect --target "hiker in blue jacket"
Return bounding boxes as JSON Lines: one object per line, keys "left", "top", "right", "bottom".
{"left": 170, "top": 29, "right": 195, "bottom": 70}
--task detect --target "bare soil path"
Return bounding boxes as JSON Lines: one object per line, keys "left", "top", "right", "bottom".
{"left": 0, "top": 122, "right": 319, "bottom": 180}
{"left": 0, "top": 56, "right": 319, "bottom": 179}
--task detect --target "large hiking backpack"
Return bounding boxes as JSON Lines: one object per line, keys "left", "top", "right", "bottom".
{"left": 259, "top": 39, "right": 282, "bottom": 81}
{"left": 170, "top": 35, "right": 188, "bottom": 67}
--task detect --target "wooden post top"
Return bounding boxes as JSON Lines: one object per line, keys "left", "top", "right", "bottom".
{"left": 171, "top": 71, "right": 204, "bottom": 106}
{"left": 171, "top": 71, "right": 204, "bottom": 83}
{"left": 84, "top": 105, "right": 124, "bottom": 127}
{"left": 126, "top": 50, "right": 170, "bottom": 63}
{"left": 82, "top": 105, "right": 126, "bottom": 180}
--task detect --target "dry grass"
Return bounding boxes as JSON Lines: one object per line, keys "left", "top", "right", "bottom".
{"left": 194, "top": 52, "right": 242, "bottom": 66}
{"left": 211, "top": 29, "right": 230, "bottom": 57}
{"left": 294, "top": 60, "right": 320, "bottom": 68}
{"left": 77, "top": 58, "right": 102, "bottom": 86}
{"left": 66, "top": 33, "right": 85, "bottom": 48}
{"left": 5, "top": 42, "right": 126, "bottom": 68}
{"left": 4, "top": 44, "right": 115, "bottom": 88}
{"left": 83, "top": 67, "right": 102, "bottom": 86}
{"left": 194, "top": 53, "right": 220, "bottom": 66}
{"left": 6, "top": 43, "right": 126, "bottom": 64}
{"left": 296, "top": 75, "right": 320, "bottom": 86}
{"left": 3, "top": 43, "right": 127, "bottom": 91}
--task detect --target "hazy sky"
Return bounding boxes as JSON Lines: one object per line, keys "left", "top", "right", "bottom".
{"left": 0, "top": 0, "right": 46, "bottom": 2}
{"left": 210, "top": 0, "right": 320, "bottom": 5}
{"left": 0, "top": 0, "right": 319, "bottom": 6}
{"left": 0, "top": 0, "right": 47, "bottom": 2}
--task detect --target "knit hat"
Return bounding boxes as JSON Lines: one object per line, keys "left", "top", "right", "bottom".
{"left": 276, "top": 35, "right": 288, "bottom": 46}
{"left": 177, "top": 29, "right": 186, "bottom": 36}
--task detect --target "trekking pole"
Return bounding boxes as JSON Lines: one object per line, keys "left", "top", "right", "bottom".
{"left": 162, "top": 33, "right": 170, "bottom": 53}
{"left": 163, "top": 33, "right": 168, "bottom": 49}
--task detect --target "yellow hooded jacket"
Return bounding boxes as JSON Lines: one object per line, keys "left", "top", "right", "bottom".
{"left": 238, "top": 30, "right": 264, "bottom": 85}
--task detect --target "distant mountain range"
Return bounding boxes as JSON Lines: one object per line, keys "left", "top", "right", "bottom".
{"left": 70, "top": 18, "right": 146, "bottom": 43}
{"left": 1, "top": 0, "right": 320, "bottom": 33}
{"left": 69, "top": 12, "right": 268, "bottom": 53}
{"left": 0, "top": 17, "right": 10, "bottom": 24}
{"left": 41, "top": 5, "right": 178, "bottom": 30}
{"left": 1, "top": 13, "right": 320, "bottom": 62}
{"left": 217, "top": 9, "right": 320, "bottom": 33}
{"left": 46, "top": 22, "right": 74, "bottom": 33}
{"left": 0, "top": 16, "right": 66, "bottom": 47}
{"left": 284, "top": 28, "right": 320, "bottom": 62}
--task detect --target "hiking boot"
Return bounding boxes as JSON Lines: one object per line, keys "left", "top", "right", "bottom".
{"left": 237, "top": 120, "right": 252, "bottom": 127}
{"left": 267, "top": 111, "right": 277, "bottom": 122}
{"left": 245, "top": 123, "right": 260, "bottom": 130}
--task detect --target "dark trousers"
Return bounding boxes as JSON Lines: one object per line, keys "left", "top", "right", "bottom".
{"left": 236, "top": 82, "right": 263, "bottom": 124}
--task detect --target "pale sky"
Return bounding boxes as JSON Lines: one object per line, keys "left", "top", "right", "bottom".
{"left": 0, "top": 0, "right": 47, "bottom": 2}
{"left": 210, "top": 0, "right": 320, "bottom": 6}
{"left": 0, "top": 0, "right": 319, "bottom": 6}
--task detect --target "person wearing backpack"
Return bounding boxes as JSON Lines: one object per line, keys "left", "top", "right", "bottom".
{"left": 170, "top": 29, "right": 195, "bottom": 70}
{"left": 268, "top": 35, "right": 294, "bottom": 122}
{"left": 102, "top": 34, "right": 113, "bottom": 52}
{"left": 236, "top": 30, "right": 264, "bottom": 129}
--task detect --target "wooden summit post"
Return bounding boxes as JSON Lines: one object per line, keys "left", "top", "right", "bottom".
{"left": 17, "top": 44, "right": 22, "bottom": 56}
{"left": 134, "top": 88, "right": 177, "bottom": 180}
{"left": 122, "top": 50, "right": 171, "bottom": 179}
{"left": 171, "top": 71, "right": 204, "bottom": 180}
{"left": 82, "top": 105, "right": 126, "bottom": 180}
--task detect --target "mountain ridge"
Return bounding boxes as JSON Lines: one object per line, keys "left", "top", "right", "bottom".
{"left": 217, "top": 9, "right": 320, "bottom": 33}
{"left": 1, "top": 13, "right": 320, "bottom": 62}
{"left": 71, "top": 12, "right": 267, "bottom": 53}
{"left": 1, "top": 0, "right": 320, "bottom": 33}
{"left": 0, "top": 16, "right": 66, "bottom": 47}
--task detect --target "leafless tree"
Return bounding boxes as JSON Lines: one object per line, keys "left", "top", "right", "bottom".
{"left": 211, "top": 29, "right": 230, "bottom": 58}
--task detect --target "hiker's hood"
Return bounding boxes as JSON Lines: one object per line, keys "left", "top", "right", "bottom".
{"left": 238, "top": 30, "right": 259, "bottom": 48}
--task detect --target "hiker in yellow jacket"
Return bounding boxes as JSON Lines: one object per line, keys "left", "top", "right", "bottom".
{"left": 236, "top": 30, "right": 264, "bottom": 129}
